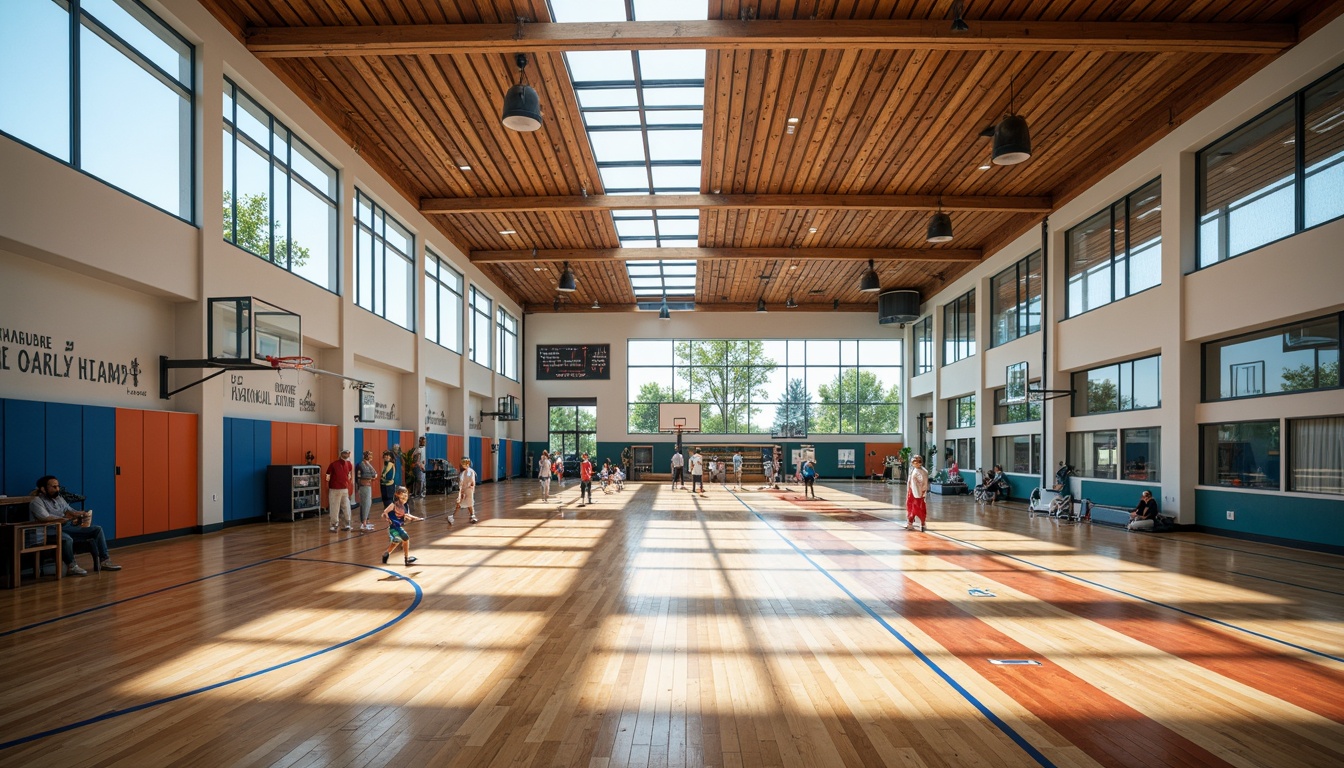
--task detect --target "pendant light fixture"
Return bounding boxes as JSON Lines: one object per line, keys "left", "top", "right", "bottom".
{"left": 950, "top": 0, "right": 969, "bottom": 31}
{"left": 756, "top": 297, "right": 767, "bottom": 313}
{"left": 858, "top": 259, "right": 881, "bottom": 293}
{"left": 658, "top": 295, "right": 671, "bottom": 320}
{"left": 992, "top": 75, "right": 1032, "bottom": 165}
{"left": 501, "top": 53, "right": 543, "bottom": 132}
{"left": 557, "top": 261, "right": 577, "bottom": 292}
{"left": 926, "top": 202, "right": 954, "bottom": 242}
{"left": 785, "top": 295, "right": 798, "bottom": 309}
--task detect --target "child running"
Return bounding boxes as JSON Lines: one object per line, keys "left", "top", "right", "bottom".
{"left": 538, "top": 450, "right": 553, "bottom": 502}
{"left": 381, "top": 486, "right": 423, "bottom": 566}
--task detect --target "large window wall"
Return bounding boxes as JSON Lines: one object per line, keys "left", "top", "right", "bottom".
{"left": 942, "top": 291, "right": 975, "bottom": 365}
{"left": 223, "top": 78, "right": 338, "bottom": 291}
{"left": 1065, "top": 179, "right": 1162, "bottom": 316}
{"left": 947, "top": 395, "right": 975, "bottom": 429}
{"left": 1202, "top": 313, "right": 1340, "bottom": 401}
{"left": 1072, "top": 355, "right": 1161, "bottom": 416}
{"left": 548, "top": 401, "right": 597, "bottom": 461}
{"left": 913, "top": 316, "right": 933, "bottom": 375}
{"left": 1289, "top": 416, "right": 1344, "bottom": 495}
{"left": 990, "top": 252, "right": 1042, "bottom": 347}
{"left": 1069, "top": 427, "right": 1161, "bottom": 481}
{"left": 424, "top": 248, "right": 463, "bottom": 353}
{"left": 1201, "top": 421, "right": 1279, "bottom": 489}
{"left": 469, "top": 286, "right": 492, "bottom": 367}
{"left": 1, "top": 0, "right": 195, "bottom": 220}
{"left": 994, "top": 435, "right": 1041, "bottom": 475}
{"left": 496, "top": 308, "right": 518, "bottom": 381}
{"left": 1198, "top": 65, "right": 1344, "bottom": 269}
{"left": 627, "top": 339, "right": 902, "bottom": 435}
{"left": 354, "top": 191, "right": 414, "bottom": 330}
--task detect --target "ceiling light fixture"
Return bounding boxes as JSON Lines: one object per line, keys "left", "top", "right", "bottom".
{"left": 950, "top": 0, "right": 970, "bottom": 32}
{"left": 756, "top": 297, "right": 767, "bottom": 313}
{"left": 786, "top": 116, "right": 800, "bottom": 135}
{"left": 927, "top": 209, "right": 954, "bottom": 243}
{"left": 858, "top": 259, "right": 881, "bottom": 293}
{"left": 591, "top": 299, "right": 600, "bottom": 309}
{"left": 459, "top": 165, "right": 472, "bottom": 171}
{"left": 785, "top": 295, "right": 798, "bottom": 309}
{"left": 552, "top": 297, "right": 560, "bottom": 312}
{"left": 501, "top": 52, "right": 543, "bottom": 132}
{"left": 557, "top": 262, "right": 577, "bottom": 292}
{"left": 499, "top": 229, "right": 516, "bottom": 235}
{"left": 992, "top": 75, "right": 1032, "bottom": 165}
{"left": 658, "top": 295, "right": 671, "bottom": 320}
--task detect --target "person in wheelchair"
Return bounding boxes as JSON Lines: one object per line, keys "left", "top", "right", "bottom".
{"left": 974, "top": 465, "right": 1008, "bottom": 503}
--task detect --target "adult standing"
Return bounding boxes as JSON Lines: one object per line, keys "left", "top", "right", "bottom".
{"left": 538, "top": 450, "right": 553, "bottom": 502}
{"left": 578, "top": 452, "right": 595, "bottom": 507}
{"left": 356, "top": 451, "right": 378, "bottom": 531}
{"left": 380, "top": 451, "right": 397, "bottom": 507}
{"left": 29, "top": 475, "right": 121, "bottom": 574}
{"left": 412, "top": 436, "right": 427, "bottom": 500}
{"left": 325, "top": 449, "right": 356, "bottom": 532}
{"left": 1128, "top": 490, "right": 1159, "bottom": 531}
{"left": 733, "top": 451, "right": 743, "bottom": 489}
{"left": 690, "top": 448, "right": 705, "bottom": 493}
{"left": 671, "top": 449, "right": 685, "bottom": 490}
{"left": 906, "top": 454, "right": 930, "bottom": 532}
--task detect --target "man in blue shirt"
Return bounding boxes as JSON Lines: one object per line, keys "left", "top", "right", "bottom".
{"left": 29, "top": 475, "right": 122, "bottom": 575}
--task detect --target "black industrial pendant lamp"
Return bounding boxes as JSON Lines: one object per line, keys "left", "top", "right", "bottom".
{"left": 858, "top": 259, "right": 881, "bottom": 293}
{"left": 756, "top": 297, "right": 767, "bottom": 313}
{"left": 926, "top": 208, "right": 954, "bottom": 243}
{"left": 501, "top": 53, "right": 543, "bottom": 132}
{"left": 557, "top": 261, "right": 577, "bottom": 292}
{"left": 992, "top": 76, "right": 1032, "bottom": 165}
{"left": 785, "top": 295, "right": 798, "bottom": 309}
{"left": 658, "top": 295, "right": 671, "bottom": 320}
{"left": 950, "top": 0, "right": 969, "bottom": 31}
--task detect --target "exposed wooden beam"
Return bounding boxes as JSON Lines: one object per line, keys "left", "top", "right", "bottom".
{"left": 246, "top": 20, "right": 1295, "bottom": 58}
{"left": 473, "top": 247, "right": 980, "bottom": 264}
{"left": 423, "top": 193, "right": 1052, "bottom": 215}
{"left": 525, "top": 302, "right": 876, "bottom": 314}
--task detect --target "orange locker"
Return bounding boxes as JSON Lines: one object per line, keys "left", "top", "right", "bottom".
{"left": 115, "top": 409, "right": 144, "bottom": 537}
{"left": 448, "top": 434, "right": 464, "bottom": 464}
{"left": 169, "top": 412, "right": 198, "bottom": 531}
{"left": 287, "top": 421, "right": 306, "bottom": 464}
{"left": 271, "top": 421, "right": 288, "bottom": 465}
{"left": 142, "top": 411, "right": 170, "bottom": 534}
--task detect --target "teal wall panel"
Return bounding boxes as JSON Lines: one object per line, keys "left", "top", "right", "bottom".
{"left": 1196, "top": 489, "right": 1343, "bottom": 549}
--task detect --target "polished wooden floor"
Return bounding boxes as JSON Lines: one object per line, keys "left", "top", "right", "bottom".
{"left": 2, "top": 478, "right": 1342, "bottom": 768}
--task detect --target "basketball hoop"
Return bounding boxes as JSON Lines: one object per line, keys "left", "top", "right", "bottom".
{"left": 267, "top": 356, "right": 314, "bottom": 379}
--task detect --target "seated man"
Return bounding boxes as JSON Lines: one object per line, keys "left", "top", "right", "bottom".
{"left": 30, "top": 475, "right": 122, "bottom": 574}
{"left": 1129, "top": 490, "right": 1160, "bottom": 531}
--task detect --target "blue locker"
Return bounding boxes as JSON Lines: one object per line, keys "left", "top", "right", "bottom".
{"left": 82, "top": 406, "right": 116, "bottom": 541}
{"left": 469, "top": 436, "right": 483, "bottom": 477}
{"left": 3, "top": 399, "right": 45, "bottom": 498}
{"left": 45, "top": 402, "right": 83, "bottom": 498}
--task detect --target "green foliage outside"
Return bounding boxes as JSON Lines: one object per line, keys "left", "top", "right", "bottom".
{"left": 813, "top": 369, "right": 902, "bottom": 434}
{"left": 1281, "top": 360, "right": 1339, "bottom": 391}
{"left": 627, "top": 342, "right": 902, "bottom": 435}
{"left": 548, "top": 405, "right": 597, "bottom": 457}
{"left": 223, "top": 191, "right": 311, "bottom": 267}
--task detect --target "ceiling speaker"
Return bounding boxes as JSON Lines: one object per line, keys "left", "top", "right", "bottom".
{"left": 877, "top": 290, "right": 920, "bottom": 325}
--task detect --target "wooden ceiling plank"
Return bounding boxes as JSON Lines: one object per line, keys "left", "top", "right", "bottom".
{"left": 420, "top": 192, "right": 1053, "bottom": 213}
{"left": 245, "top": 20, "right": 1298, "bottom": 58}
{"left": 472, "top": 246, "right": 980, "bottom": 263}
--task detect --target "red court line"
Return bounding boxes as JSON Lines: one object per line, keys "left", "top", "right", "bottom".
{"left": 777, "top": 495, "right": 1344, "bottom": 725}
{"left": 774, "top": 518, "right": 1234, "bottom": 768}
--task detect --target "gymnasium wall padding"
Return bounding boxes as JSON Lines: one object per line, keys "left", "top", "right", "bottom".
{"left": 115, "top": 409, "right": 145, "bottom": 537}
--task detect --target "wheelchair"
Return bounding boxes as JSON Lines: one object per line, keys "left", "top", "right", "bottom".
{"left": 974, "top": 480, "right": 1006, "bottom": 503}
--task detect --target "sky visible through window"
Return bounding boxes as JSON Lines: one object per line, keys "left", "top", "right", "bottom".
{"left": 548, "top": 0, "right": 708, "bottom": 304}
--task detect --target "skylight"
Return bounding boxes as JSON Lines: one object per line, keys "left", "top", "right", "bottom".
{"left": 548, "top": 0, "right": 709, "bottom": 305}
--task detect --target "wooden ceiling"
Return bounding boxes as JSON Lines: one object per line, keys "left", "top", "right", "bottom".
{"left": 198, "top": 0, "right": 1343, "bottom": 314}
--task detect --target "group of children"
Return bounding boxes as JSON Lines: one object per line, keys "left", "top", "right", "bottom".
{"left": 535, "top": 450, "right": 624, "bottom": 504}
{"left": 377, "top": 456, "right": 479, "bottom": 568}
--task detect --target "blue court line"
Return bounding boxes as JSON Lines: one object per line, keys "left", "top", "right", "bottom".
{"left": 0, "top": 539, "right": 345, "bottom": 639}
{"left": 0, "top": 560, "right": 422, "bottom": 752}
{"left": 1229, "top": 571, "right": 1344, "bottom": 597}
{"left": 930, "top": 530, "right": 1344, "bottom": 665}
{"left": 727, "top": 491, "right": 1058, "bottom": 768}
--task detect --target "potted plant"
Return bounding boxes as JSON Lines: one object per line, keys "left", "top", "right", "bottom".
{"left": 896, "top": 447, "right": 913, "bottom": 482}
{"left": 399, "top": 446, "right": 420, "bottom": 497}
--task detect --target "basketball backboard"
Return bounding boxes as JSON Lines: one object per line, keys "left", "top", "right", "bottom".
{"left": 658, "top": 402, "right": 702, "bottom": 433}
{"left": 208, "top": 296, "right": 302, "bottom": 365}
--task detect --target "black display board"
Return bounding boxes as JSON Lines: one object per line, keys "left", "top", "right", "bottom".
{"left": 537, "top": 344, "right": 610, "bottom": 380}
